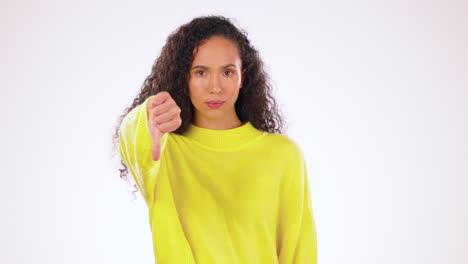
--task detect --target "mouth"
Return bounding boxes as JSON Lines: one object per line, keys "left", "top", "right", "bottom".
{"left": 206, "top": 101, "right": 224, "bottom": 109}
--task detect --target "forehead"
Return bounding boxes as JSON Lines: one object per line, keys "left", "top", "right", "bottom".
{"left": 191, "top": 36, "right": 241, "bottom": 65}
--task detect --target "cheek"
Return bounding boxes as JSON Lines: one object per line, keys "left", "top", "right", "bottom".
{"left": 225, "top": 89, "right": 240, "bottom": 104}
{"left": 189, "top": 91, "right": 205, "bottom": 107}
{"left": 188, "top": 82, "right": 200, "bottom": 98}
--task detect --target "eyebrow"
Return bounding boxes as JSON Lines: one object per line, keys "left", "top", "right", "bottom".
{"left": 191, "top": 64, "right": 237, "bottom": 70}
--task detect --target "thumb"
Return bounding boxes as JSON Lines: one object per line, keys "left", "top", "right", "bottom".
{"left": 151, "top": 126, "right": 164, "bottom": 161}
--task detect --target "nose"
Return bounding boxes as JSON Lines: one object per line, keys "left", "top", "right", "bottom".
{"left": 209, "top": 74, "right": 222, "bottom": 94}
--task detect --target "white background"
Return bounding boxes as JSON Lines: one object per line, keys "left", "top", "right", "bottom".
{"left": 2, "top": 0, "right": 467, "bottom": 263}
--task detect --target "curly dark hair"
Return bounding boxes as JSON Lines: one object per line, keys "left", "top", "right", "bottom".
{"left": 112, "top": 15, "right": 285, "bottom": 196}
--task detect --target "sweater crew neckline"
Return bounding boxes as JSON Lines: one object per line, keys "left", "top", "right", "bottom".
{"left": 182, "top": 121, "right": 266, "bottom": 150}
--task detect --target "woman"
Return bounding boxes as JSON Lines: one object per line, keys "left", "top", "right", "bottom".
{"left": 114, "top": 15, "right": 317, "bottom": 264}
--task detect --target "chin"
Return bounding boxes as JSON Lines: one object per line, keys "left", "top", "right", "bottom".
{"left": 205, "top": 111, "right": 225, "bottom": 119}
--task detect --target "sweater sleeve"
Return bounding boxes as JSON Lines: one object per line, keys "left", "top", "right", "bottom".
{"left": 277, "top": 145, "right": 318, "bottom": 264}
{"left": 118, "top": 95, "right": 168, "bottom": 206}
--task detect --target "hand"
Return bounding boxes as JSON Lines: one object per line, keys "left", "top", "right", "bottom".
{"left": 146, "top": 91, "right": 182, "bottom": 161}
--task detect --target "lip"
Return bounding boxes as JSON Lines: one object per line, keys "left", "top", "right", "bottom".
{"left": 206, "top": 101, "right": 224, "bottom": 109}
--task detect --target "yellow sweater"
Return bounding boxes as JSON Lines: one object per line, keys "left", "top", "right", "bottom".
{"left": 118, "top": 96, "right": 317, "bottom": 264}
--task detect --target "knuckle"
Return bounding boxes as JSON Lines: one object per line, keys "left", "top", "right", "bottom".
{"left": 154, "top": 92, "right": 168, "bottom": 104}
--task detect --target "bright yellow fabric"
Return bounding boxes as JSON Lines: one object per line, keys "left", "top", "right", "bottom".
{"left": 119, "top": 96, "right": 317, "bottom": 264}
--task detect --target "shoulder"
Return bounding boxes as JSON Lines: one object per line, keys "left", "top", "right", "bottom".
{"left": 264, "top": 133, "right": 303, "bottom": 153}
{"left": 264, "top": 134, "right": 308, "bottom": 188}
{"left": 262, "top": 133, "right": 305, "bottom": 161}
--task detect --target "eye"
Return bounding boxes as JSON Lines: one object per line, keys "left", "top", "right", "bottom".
{"left": 224, "top": 70, "right": 233, "bottom": 76}
{"left": 195, "top": 70, "right": 206, "bottom": 76}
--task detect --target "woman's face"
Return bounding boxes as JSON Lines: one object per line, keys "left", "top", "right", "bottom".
{"left": 187, "top": 35, "right": 245, "bottom": 129}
